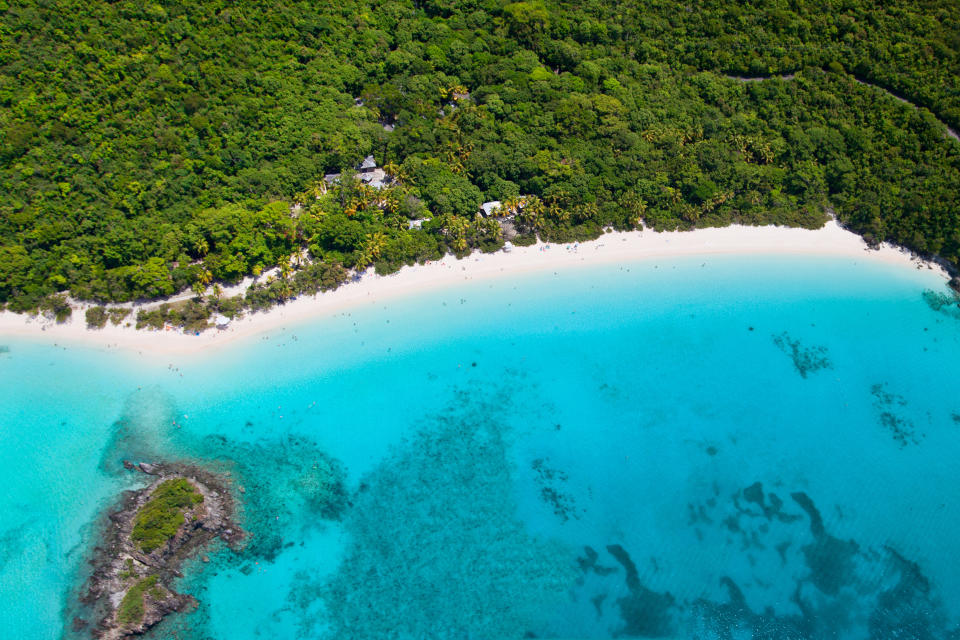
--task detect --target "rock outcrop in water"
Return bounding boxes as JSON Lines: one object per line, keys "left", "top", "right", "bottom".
{"left": 77, "top": 462, "right": 244, "bottom": 639}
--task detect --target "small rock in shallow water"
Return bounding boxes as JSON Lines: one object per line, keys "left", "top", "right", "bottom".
{"left": 202, "top": 555, "right": 210, "bottom": 563}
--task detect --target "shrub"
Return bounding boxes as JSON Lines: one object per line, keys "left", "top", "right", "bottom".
{"left": 130, "top": 478, "right": 203, "bottom": 554}
{"left": 38, "top": 294, "right": 72, "bottom": 323}
{"left": 108, "top": 307, "right": 131, "bottom": 325}
{"left": 117, "top": 575, "right": 158, "bottom": 626}
{"left": 85, "top": 306, "right": 108, "bottom": 328}
{"left": 135, "top": 301, "right": 210, "bottom": 331}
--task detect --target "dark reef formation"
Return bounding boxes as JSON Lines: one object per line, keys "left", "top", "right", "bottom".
{"left": 559, "top": 479, "right": 960, "bottom": 639}
{"left": 531, "top": 457, "right": 578, "bottom": 523}
{"left": 606, "top": 544, "right": 677, "bottom": 637}
{"left": 76, "top": 462, "right": 244, "bottom": 639}
{"left": 772, "top": 332, "right": 833, "bottom": 378}
{"left": 295, "top": 391, "right": 575, "bottom": 639}
{"left": 871, "top": 382, "right": 922, "bottom": 446}
{"left": 923, "top": 288, "right": 960, "bottom": 320}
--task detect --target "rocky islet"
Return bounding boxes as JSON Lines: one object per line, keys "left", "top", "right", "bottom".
{"left": 75, "top": 462, "right": 244, "bottom": 639}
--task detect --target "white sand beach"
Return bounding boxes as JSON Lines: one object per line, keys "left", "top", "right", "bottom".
{"left": 0, "top": 221, "right": 951, "bottom": 356}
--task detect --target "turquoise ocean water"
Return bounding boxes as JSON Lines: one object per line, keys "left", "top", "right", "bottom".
{"left": 2, "top": 254, "right": 960, "bottom": 639}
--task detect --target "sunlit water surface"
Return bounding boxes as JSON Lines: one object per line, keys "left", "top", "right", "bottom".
{"left": 2, "top": 255, "right": 960, "bottom": 639}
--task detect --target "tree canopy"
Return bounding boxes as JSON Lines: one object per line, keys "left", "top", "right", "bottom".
{"left": 1, "top": 0, "right": 958, "bottom": 314}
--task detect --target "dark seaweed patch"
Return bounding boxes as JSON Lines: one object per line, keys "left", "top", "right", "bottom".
{"left": 606, "top": 544, "right": 676, "bottom": 637}
{"left": 791, "top": 491, "right": 825, "bottom": 537}
{"left": 791, "top": 491, "right": 859, "bottom": 596}
{"left": 531, "top": 457, "right": 578, "bottom": 522}
{"left": 690, "top": 575, "right": 811, "bottom": 639}
{"left": 734, "top": 482, "right": 802, "bottom": 525}
{"left": 591, "top": 593, "right": 607, "bottom": 618}
{"left": 776, "top": 541, "right": 791, "bottom": 565}
{"left": 577, "top": 546, "right": 617, "bottom": 577}
{"left": 869, "top": 548, "right": 949, "bottom": 639}
{"left": 687, "top": 502, "right": 714, "bottom": 526}
{"left": 0, "top": 520, "right": 33, "bottom": 572}
{"left": 802, "top": 528, "right": 859, "bottom": 596}
{"left": 871, "top": 383, "right": 921, "bottom": 446}
{"left": 772, "top": 332, "right": 832, "bottom": 378}
{"left": 555, "top": 483, "right": 957, "bottom": 639}
{"left": 684, "top": 489, "right": 952, "bottom": 639}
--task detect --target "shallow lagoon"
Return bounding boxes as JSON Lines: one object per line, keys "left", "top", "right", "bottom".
{"left": 2, "top": 255, "right": 960, "bottom": 639}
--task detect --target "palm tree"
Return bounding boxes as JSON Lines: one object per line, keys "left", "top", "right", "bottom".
{"left": 358, "top": 185, "right": 375, "bottom": 207}
{"left": 519, "top": 208, "right": 545, "bottom": 234}
{"left": 383, "top": 161, "right": 401, "bottom": 178}
{"left": 356, "top": 231, "right": 387, "bottom": 269}
{"left": 453, "top": 225, "right": 469, "bottom": 252}
{"left": 192, "top": 268, "right": 212, "bottom": 299}
{"left": 448, "top": 84, "right": 469, "bottom": 101}
{"left": 194, "top": 237, "right": 209, "bottom": 258}
{"left": 440, "top": 215, "right": 470, "bottom": 253}
{"left": 368, "top": 231, "right": 387, "bottom": 260}
{"left": 278, "top": 277, "right": 292, "bottom": 301}
{"left": 523, "top": 195, "right": 543, "bottom": 215}
{"left": 387, "top": 215, "right": 405, "bottom": 231}
{"left": 472, "top": 215, "right": 501, "bottom": 242}
{"left": 621, "top": 191, "right": 647, "bottom": 228}
{"left": 574, "top": 202, "right": 599, "bottom": 223}
{"left": 383, "top": 194, "right": 400, "bottom": 214}
{"left": 546, "top": 200, "right": 569, "bottom": 224}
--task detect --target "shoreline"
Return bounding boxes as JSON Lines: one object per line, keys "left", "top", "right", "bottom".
{"left": 0, "top": 221, "right": 950, "bottom": 356}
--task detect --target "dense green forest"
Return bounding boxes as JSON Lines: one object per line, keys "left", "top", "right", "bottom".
{"left": 1, "top": 0, "right": 959, "bottom": 320}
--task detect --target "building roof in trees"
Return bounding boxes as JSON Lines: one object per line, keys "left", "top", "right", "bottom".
{"left": 480, "top": 201, "right": 502, "bottom": 217}
{"left": 359, "top": 168, "right": 388, "bottom": 189}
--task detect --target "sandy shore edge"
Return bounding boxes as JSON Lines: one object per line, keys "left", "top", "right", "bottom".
{"left": 0, "top": 221, "right": 950, "bottom": 356}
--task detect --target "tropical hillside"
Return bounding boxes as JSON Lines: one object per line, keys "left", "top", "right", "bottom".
{"left": 1, "top": 0, "right": 958, "bottom": 317}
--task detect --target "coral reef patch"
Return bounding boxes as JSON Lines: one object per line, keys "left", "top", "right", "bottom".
{"left": 531, "top": 457, "right": 578, "bottom": 523}
{"left": 871, "top": 383, "right": 922, "bottom": 446}
{"left": 922, "top": 289, "right": 960, "bottom": 319}
{"left": 302, "top": 394, "right": 576, "bottom": 638}
{"left": 772, "top": 332, "right": 833, "bottom": 378}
